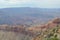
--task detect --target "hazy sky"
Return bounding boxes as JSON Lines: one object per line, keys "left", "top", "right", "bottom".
{"left": 0, "top": 0, "right": 60, "bottom": 8}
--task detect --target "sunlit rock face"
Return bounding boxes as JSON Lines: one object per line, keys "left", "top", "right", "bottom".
{"left": 27, "top": 18, "right": 60, "bottom": 35}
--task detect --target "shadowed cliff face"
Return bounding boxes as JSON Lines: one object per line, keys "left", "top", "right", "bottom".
{"left": 0, "top": 24, "right": 35, "bottom": 37}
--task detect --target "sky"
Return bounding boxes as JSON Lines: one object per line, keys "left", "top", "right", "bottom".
{"left": 0, "top": 0, "right": 60, "bottom": 8}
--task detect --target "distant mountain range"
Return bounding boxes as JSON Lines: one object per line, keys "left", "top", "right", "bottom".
{"left": 0, "top": 7, "right": 60, "bottom": 25}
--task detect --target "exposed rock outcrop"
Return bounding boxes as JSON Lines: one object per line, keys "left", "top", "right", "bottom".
{"left": 27, "top": 18, "right": 60, "bottom": 36}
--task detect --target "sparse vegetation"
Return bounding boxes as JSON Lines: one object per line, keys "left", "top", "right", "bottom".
{"left": 32, "top": 18, "right": 60, "bottom": 40}
{"left": 0, "top": 18, "right": 60, "bottom": 40}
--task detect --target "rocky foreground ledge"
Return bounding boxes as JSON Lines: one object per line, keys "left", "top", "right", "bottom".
{"left": 32, "top": 18, "right": 60, "bottom": 40}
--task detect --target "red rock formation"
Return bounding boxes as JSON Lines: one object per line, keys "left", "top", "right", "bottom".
{"left": 0, "top": 18, "right": 60, "bottom": 37}
{"left": 27, "top": 18, "right": 60, "bottom": 35}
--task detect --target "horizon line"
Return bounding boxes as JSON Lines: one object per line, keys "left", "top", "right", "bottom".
{"left": 0, "top": 7, "right": 60, "bottom": 9}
